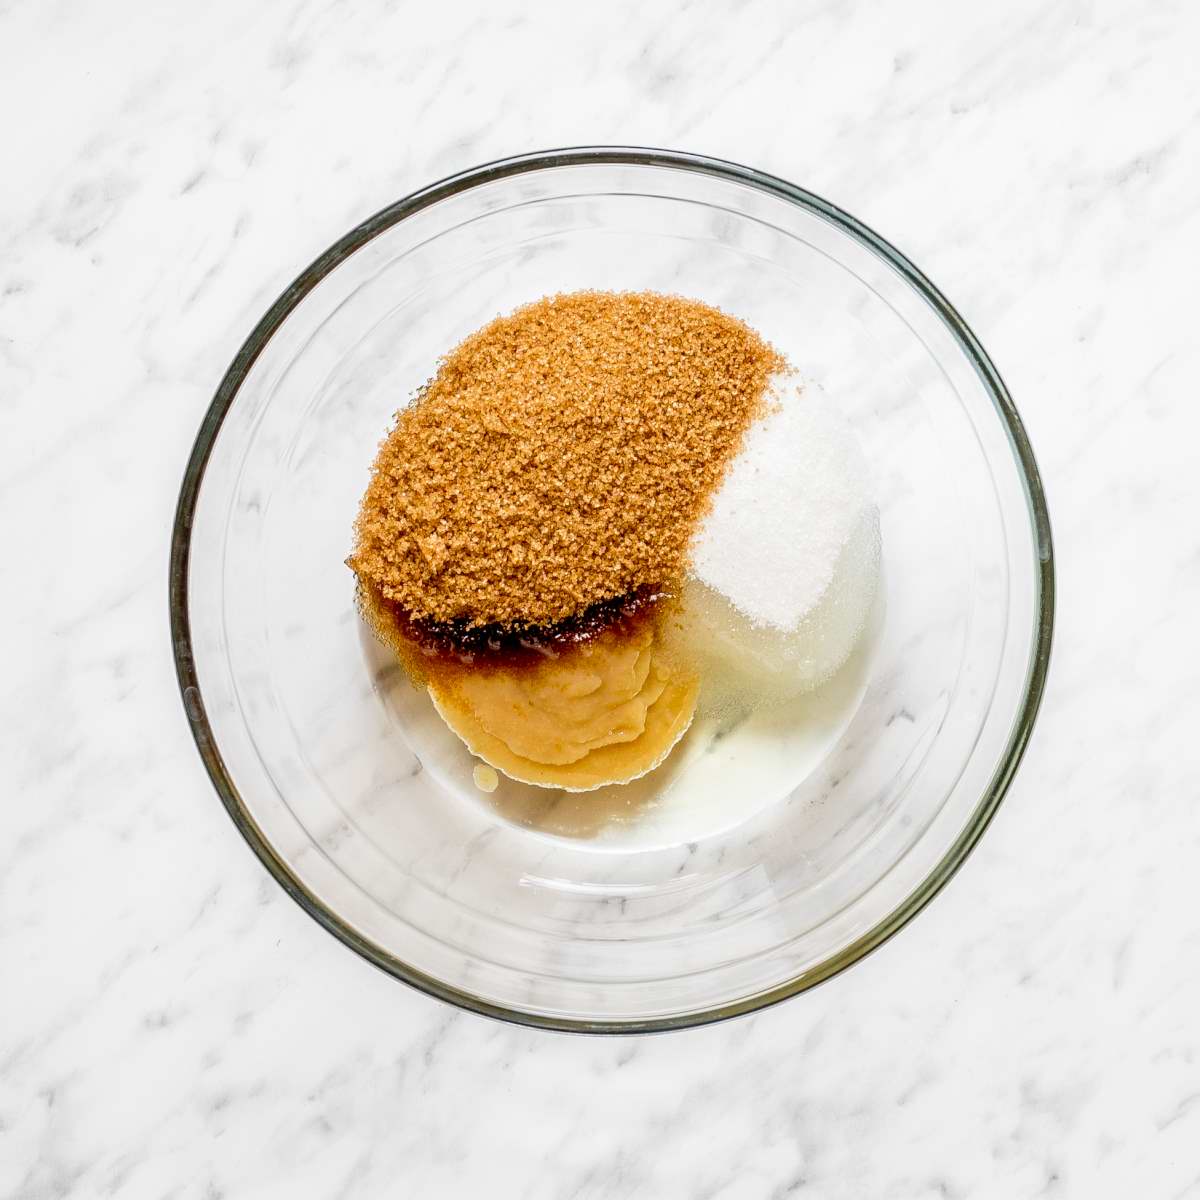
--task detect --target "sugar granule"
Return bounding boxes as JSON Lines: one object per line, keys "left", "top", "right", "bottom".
{"left": 350, "top": 291, "right": 784, "bottom": 627}
{"left": 691, "top": 377, "right": 876, "bottom": 631}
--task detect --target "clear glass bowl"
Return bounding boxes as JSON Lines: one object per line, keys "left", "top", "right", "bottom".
{"left": 171, "top": 148, "right": 1053, "bottom": 1032}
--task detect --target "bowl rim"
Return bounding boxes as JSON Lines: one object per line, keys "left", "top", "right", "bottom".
{"left": 169, "top": 145, "right": 1055, "bottom": 1034}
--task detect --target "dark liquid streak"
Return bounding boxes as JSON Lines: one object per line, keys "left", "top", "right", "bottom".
{"left": 360, "top": 583, "right": 668, "bottom": 671}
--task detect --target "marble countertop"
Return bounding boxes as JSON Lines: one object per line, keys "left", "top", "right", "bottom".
{"left": 4, "top": 1, "right": 1200, "bottom": 1195}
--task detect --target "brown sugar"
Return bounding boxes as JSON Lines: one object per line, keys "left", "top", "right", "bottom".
{"left": 350, "top": 291, "right": 784, "bottom": 629}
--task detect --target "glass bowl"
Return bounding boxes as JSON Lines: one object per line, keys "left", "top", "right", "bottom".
{"left": 170, "top": 148, "right": 1053, "bottom": 1032}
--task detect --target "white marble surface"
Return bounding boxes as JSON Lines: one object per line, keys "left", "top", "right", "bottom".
{"left": 3, "top": 0, "right": 1199, "bottom": 1195}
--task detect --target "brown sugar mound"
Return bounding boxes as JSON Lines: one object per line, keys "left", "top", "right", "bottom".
{"left": 350, "top": 290, "right": 784, "bottom": 628}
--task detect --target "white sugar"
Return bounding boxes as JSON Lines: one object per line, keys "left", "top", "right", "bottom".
{"left": 682, "top": 375, "right": 881, "bottom": 701}
{"left": 690, "top": 371, "right": 879, "bottom": 649}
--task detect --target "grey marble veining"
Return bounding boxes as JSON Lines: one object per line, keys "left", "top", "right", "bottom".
{"left": 3, "top": 0, "right": 1200, "bottom": 1196}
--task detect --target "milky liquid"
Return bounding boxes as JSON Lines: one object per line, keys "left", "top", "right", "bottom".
{"left": 558, "top": 586, "right": 885, "bottom": 852}
{"left": 369, "top": 561, "right": 883, "bottom": 854}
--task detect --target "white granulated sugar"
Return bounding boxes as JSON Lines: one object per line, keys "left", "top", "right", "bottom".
{"left": 691, "top": 374, "right": 876, "bottom": 632}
